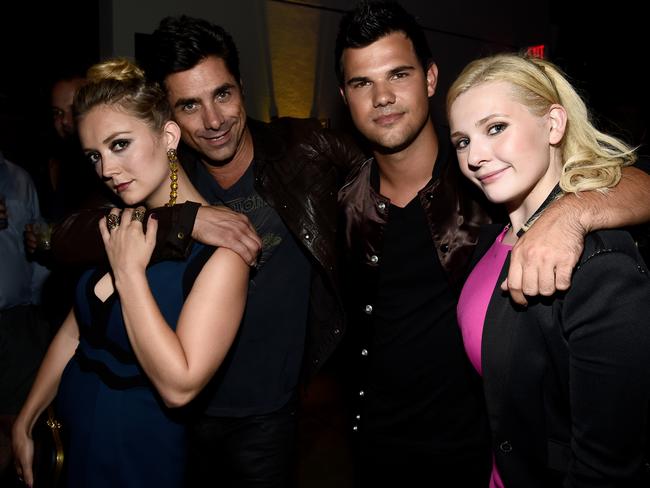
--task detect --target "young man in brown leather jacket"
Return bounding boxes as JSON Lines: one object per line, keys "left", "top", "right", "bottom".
{"left": 335, "top": 2, "right": 650, "bottom": 486}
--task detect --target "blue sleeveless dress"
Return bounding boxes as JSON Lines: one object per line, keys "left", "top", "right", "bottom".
{"left": 56, "top": 244, "right": 212, "bottom": 487}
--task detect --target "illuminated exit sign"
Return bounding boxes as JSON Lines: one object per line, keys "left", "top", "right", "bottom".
{"left": 526, "top": 44, "right": 546, "bottom": 59}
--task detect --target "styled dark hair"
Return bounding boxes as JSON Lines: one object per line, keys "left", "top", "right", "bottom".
{"left": 143, "top": 15, "right": 241, "bottom": 88}
{"left": 334, "top": 1, "right": 433, "bottom": 85}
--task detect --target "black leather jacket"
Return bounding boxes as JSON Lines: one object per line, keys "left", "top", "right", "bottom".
{"left": 245, "top": 117, "right": 364, "bottom": 380}
{"left": 338, "top": 139, "right": 493, "bottom": 435}
{"left": 339, "top": 140, "right": 491, "bottom": 300}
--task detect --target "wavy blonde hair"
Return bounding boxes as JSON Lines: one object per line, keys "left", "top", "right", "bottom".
{"left": 74, "top": 57, "right": 171, "bottom": 131}
{"left": 446, "top": 53, "right": 636, "bottom": 193}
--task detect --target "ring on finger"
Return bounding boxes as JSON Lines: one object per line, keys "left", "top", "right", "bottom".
{"left": 131, "top": 208, "right": 146, "bottom": 223}
{"left": 107, "top": 213, "right": 121, "bottom": 231}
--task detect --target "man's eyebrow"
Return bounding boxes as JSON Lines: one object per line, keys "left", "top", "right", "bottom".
{"left": 388, "top": 65, "right": 415, "bottom": 76}
{"left": 346, "top": 65, "right": 416, "bottom": 86}
{"left": 346, "top": 76, "right": 371, "bottom": 87}
{"left": 173, "top": 83, "right": 237, "bottom": 109}
{"left": 213, "top": 83, "right": 236, "bottom": 95}
{"left": 174, "top": 97, "right": 199, "bottom": 109}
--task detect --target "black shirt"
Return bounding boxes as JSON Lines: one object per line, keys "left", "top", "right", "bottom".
{"left": 363, "top": 164, "right": 488, "bottom": 453}
{"left": 191, "top": 160, "right": 311, "bottom": 416}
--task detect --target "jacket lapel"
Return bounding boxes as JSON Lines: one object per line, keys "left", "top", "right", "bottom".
{"left": 481, "top": 252, "right": 519, "bottom": 433}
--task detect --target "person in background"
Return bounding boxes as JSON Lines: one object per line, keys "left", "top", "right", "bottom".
{"left": 31, "top": 70, "right": 117, "bottom": 225}
{"left": 450, "top": 52, "right": 650, "bottom": 488}
{"left": 28, "top": 70, "right": 119, "bottom": 330}
{"left": 12, "top": 58, "right": 249, "bottom": 488}
{"left": 0, "top": 150, "right": 49, "bottom": 486}
{"left": 335, "top": 2, "right": 650, "bottom": 486}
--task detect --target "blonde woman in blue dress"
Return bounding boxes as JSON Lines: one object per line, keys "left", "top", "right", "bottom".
{"left": 13, "top": 58, "right": 249, "bottom": 487}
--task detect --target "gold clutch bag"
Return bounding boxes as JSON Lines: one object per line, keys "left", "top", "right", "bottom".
{"left": 31, "top": 404, "right": 64, "bottom": 488}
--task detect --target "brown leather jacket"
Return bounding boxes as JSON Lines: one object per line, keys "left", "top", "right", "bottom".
{"left": 337, "top": 135, "right": 494, "bottom": 437}
{"left": 338, "top": 139, "right": 492, "bottom": 299}
{"left": 52, "top": 117, "right": 365, "bottom": 381}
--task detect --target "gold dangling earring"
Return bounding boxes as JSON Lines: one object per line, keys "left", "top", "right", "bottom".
{"left": 166, "top": 148, "right": 179, "bottom": 207}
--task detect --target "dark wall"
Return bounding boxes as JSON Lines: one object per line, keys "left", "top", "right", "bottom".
{"left": 0, "top": 1, "right": 100, "bottom": 172}
{"left": 549, "top": 3, "right": 648, "bottom": 154}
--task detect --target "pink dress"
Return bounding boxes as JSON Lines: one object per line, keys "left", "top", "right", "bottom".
{"left": 457, "top": 227, "right": 511, "bottom": 488}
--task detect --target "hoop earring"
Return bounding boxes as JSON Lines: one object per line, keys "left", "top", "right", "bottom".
{"left": 166, "top": 148, "right": 179, "bottom": 207}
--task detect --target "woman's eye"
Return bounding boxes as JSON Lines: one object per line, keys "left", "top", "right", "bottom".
{"left": 488, "top": 123, "right": 507, "bottom": 135}
{"left": 454, "top": 138, "right": 469, "bottom": 150}
{"left": 112, "top": 139, "right": 130, "bottom": 151}
{"left": 86, "top": 152, "right": 100, "bottom": 165}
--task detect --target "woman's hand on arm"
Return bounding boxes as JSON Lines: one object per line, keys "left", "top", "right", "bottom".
{"left": 504, "top": 166, "right": 650, "bottom": 306}
{"left": 12, "top": 310, "right": 80, "bottom": 487}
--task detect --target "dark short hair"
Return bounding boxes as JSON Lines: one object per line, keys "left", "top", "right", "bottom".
{"left": 334, "top": 1, "right": 433, "bottom": 85}
{"left": 143, "top": 15, "right": 241, "bottom": 88}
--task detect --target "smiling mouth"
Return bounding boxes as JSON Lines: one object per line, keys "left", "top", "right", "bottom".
{"left": 201, "top": 124, "right": 233, "bottom": 145}
{"left": 477, "top": 168, "right": 509, "bottom": 183}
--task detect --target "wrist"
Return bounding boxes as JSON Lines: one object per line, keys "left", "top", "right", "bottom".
{"left": 551, "top": 194, "right": 592, "bottom": 236}
{"left": 113, "top": 268, "right": 147, "bottom": 292}
{"left": 192, "top": 206, "right": 206, "bottom": 240}
{"left": 12, "top": 413, "right": 32, "bottom": 438}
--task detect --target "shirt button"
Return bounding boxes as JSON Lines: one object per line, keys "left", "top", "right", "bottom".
{"left": 361, "top": 348, "right": 368, "bottom": 357}
{"left": 177, "top": 232, "right": 185, "bottom": 240}
{"left": 312, "top": 358, "right": 319, "bottom": 365}
{"left": 355, "top": 414, "right": 361, "bottom": 420}
{"left": 359, "top": 390, "right": 365, "bottom": 397}
{"left": 377, "top": 201, "right": 386, "bottom": 211}
{"left": 364, "top": 304, "right": 373, "bottom": 314}
{"left": 352, "top": 425, "right": 358, "bottom": 432}
{"left": 303, "top": 233, "right": 311, "bottom": 241}
{"left": 440, "top": 243, "right": 449, "bottom": 253}
{"left": 499, "top": 441, "right": 513, "bottom": 453}
{"left": 333, "top": 328, "right": 341, "bottom": 335}
{"left": 369, "top": 254, "right": 379, "bottom": 264}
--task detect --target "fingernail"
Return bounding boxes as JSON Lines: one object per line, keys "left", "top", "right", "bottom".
{"left": 151, "top": 213, "right": 158, "bottom": 220}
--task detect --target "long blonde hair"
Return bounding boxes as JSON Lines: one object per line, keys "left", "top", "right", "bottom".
{"left": 446, "top": 53, "right": 636, "bottom": 193}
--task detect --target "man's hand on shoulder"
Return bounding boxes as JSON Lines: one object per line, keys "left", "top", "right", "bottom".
{"left": 194, "top": 205, "right": 262, "bottom": 266}
{"left": 503, "top": 199, "right": 586, "bottom": 306}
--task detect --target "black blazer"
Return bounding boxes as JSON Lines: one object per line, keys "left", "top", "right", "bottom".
{"left": 474, "top": 227, "right": 650, "bottom": 487}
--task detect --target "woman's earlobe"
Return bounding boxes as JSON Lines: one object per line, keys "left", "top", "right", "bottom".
{"left": 548, "top": 104, "right": 567, "bottom": 145}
